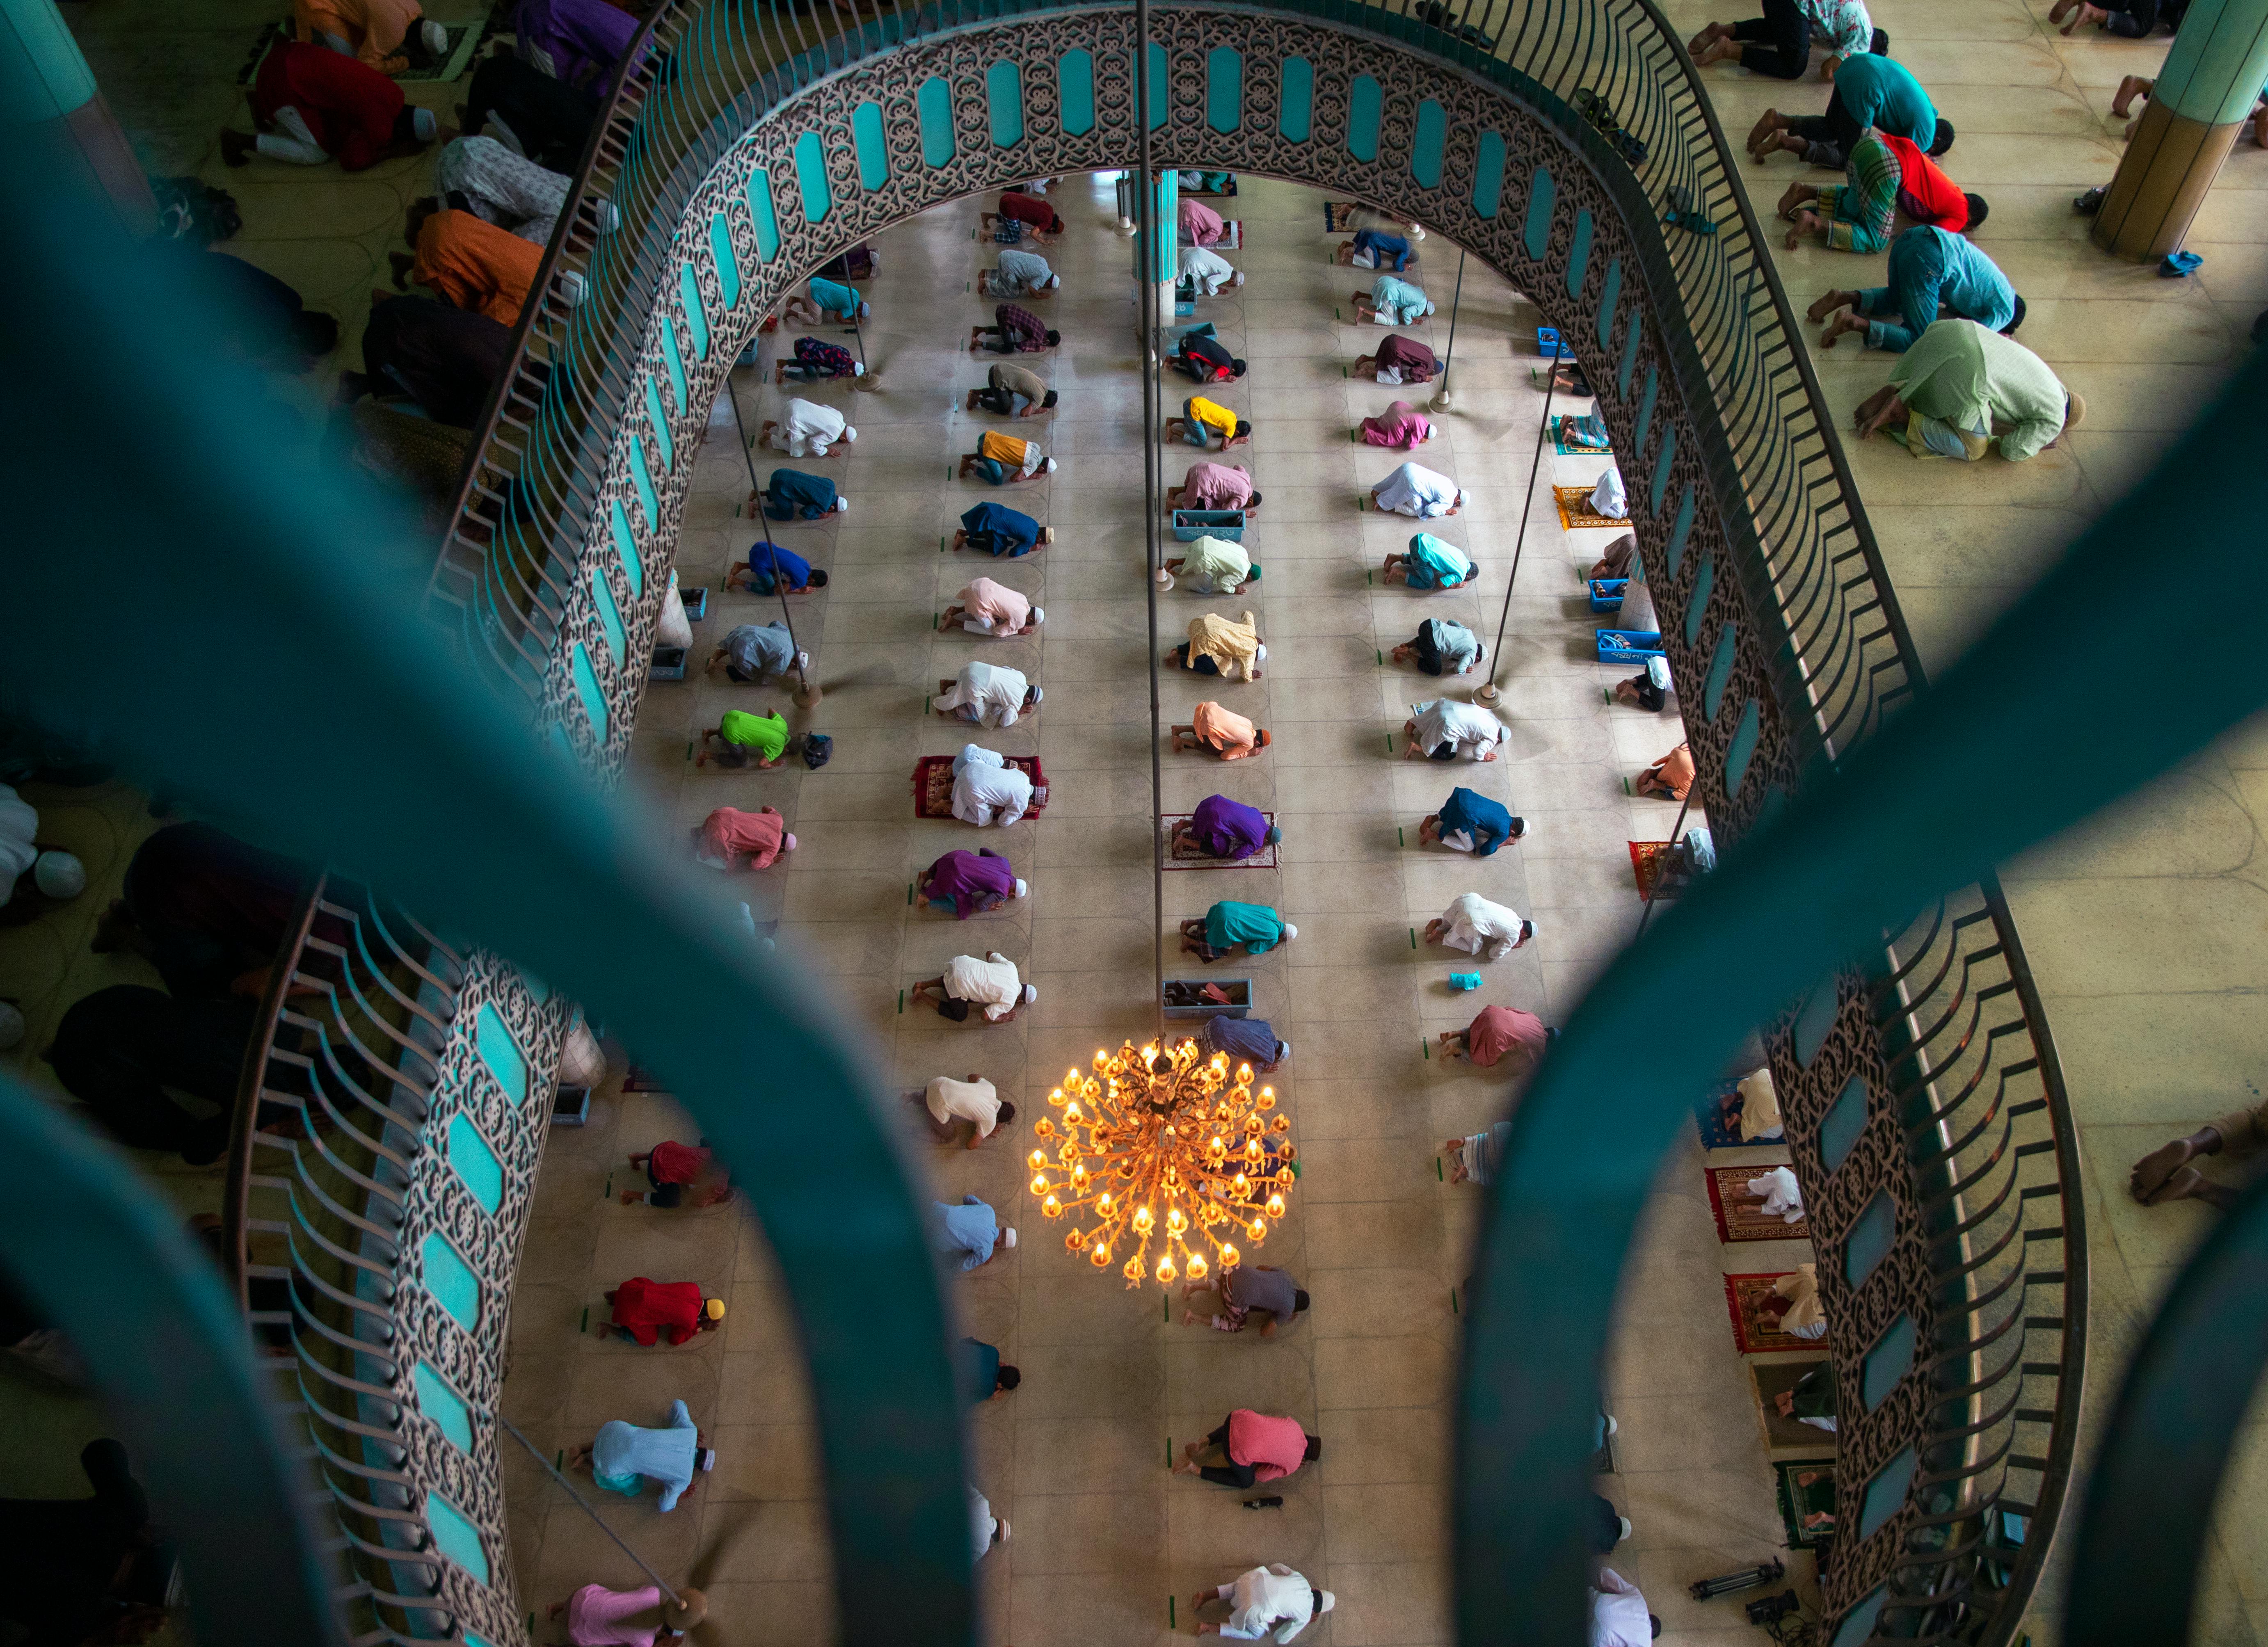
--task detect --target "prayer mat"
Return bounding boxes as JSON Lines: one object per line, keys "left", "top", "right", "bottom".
{"left": 1552, "top": 415, "right": 1613, "bottom": 456}
{"left": 1775, "top": 1460, "right": 1839, "bottom": 1549}
{"left": 1162, "top": 812, "right": 1279, "bottom": 870}
{"left": 1555, "top": 485, "right": 1631, "bottom": 531}
{"left": 1751, "top": 1359, "right": 1838, "bottom": 1450}
{"left": 1724, "top": 1272, "right": 1812, "bottom": 1353}
{"left": 1695, "top": 1082, "right": 1744, "bottom": 1148}
{"left": 913, "top": 755, "right": 1049, "bottom": 820}
{"left": 1629, "top": 840, "right": 1679, "bottom": 902}
{"left": 1707, "top": 1165, "right": 1811, "bottom": 1243}
{"left": 1324, "top": 202, "right": 1363, "bottom": 230}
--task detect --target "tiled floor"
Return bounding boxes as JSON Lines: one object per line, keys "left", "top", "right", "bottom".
{"left": 2, "top": 0, "right": 2259, "bottom": 1639}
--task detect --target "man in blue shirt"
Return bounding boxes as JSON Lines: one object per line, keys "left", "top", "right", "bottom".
{"left": 931, "top": 1195, "right": 1015, "bottom": 1271}
{"left": 1811, "top": 226, "right": 2020, "bottom": 352}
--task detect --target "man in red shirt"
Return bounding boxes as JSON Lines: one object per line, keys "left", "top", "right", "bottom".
{"left": 594, "top": 1278, "right": 725, "bottom": 1347}
{"left": 621, "top": 1139, "right": 733, "bottom": 1208}
{"left": 224, "top": 40, "right": 437, "bottom": 171}
{"left": 1174, "top": 1409, "right": 1321, "bottom": 1487}
{"left": 981, "top": 190, "right": 1065, "bottom": 240}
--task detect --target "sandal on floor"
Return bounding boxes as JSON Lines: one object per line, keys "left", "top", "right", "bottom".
{"left": 2074, "top": 186, "right": 2106, "bottom": 216}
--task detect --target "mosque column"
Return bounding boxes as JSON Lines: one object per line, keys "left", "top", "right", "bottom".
{"left": 2092, "top": 0, "right": 2268, "bottom": 258}
{"left": 0, "top": 0, "right": 156, "bottom": 233}
{"left": 1132, "top": 167, "right": 1179, "bottom": 345}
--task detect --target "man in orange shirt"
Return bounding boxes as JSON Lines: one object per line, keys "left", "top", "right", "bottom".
{"left": 393, "top": 201, "right": 570, "bottom": 325}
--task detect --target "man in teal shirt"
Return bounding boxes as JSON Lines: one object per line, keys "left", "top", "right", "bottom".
{"left": 1178, "top": 900, "right": 1297, "bottom": 962}
{"left": 1750, "top": 52, "right": 1948, "bottom": 168}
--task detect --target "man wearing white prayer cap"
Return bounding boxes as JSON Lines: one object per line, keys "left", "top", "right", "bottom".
{"left": 1190, "top": 1564, "right": 1333, "bottom": 1641}
{"left": 940, "top": 578, "right": 1043, "bottom": 639}
{"left": 762, "top": 397, "right": 857, "bottom": 458}
{"left": 33, "top": 851, "right": 86, "bottom": 900}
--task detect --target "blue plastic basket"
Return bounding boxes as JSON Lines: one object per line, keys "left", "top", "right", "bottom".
{"left": 1173, "top": 508, "right": 1247, "bottom": 542}
{"left": 1597, "top": 629, "right": 1664, "bottom": 665}
{"left": 1163, "top": 978, "right": 1252, "bottom": 1019}
{"left": 1536, "top": 326, "right": 1575, "bottom": 361}
{"left": 1588, "top": 578, "right": 1628, "bottom": 612}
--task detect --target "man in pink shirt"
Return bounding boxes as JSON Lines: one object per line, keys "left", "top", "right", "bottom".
{"left": 546, "top": 1582, "right": 708, "bottom": 1645}
{"left": 1174, "top": 1409, "right": 1321, "bottom": 1487}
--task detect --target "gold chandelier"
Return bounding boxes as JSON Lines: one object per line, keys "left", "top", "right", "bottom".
{"left": 1027, "top": 1037, "right": 1295, "bottom": 1288}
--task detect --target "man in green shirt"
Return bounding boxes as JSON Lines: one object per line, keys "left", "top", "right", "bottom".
{"left": 697, "top": 708, "right": 789, "bottom": 769}
{"left": 1852, "top": 318, "right": 2081, "bottom": 463}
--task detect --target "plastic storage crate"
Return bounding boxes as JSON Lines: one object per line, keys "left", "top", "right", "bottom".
{"left": 1173, "top": 509, "right": 1247, "bottom": 542}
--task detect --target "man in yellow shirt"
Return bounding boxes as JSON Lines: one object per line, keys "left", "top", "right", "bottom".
{"left": 958, "top": 429, "right": 1056, "bottom": 484}
{"left": 1166, "top": 395, "right": 1250, "bottom": 450}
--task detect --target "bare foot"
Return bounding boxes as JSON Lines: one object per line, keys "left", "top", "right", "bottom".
{"left": 1806, "top": 288, "right": 1850, "bottom": 324}
{"left": 2048, "top": 0, "right": 2078, "bottom": 21}
{"left": 1747, "top": 109, "right": 1784, "bottom": 154}
{"left": 1776, "top": 182, "right": 1814, "bottom": 221}
{"left": 1818, "top": 311, "right": 1866, "bottom": 348}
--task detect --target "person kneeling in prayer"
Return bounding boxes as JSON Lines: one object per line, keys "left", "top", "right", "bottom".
{"left": 1170, "top": 329, "right": 1247, "bottom": 383}
{"left": 1181, "top": 1264, "right": 1309, "bottom": 1338}
{"left": 1404, "top": 698, "right": 1507, "bottom": 761}
{"left": 918, "top": 847, "right": 1027, "bottom": 914}
{"left": 1382, "top": 533, "right": 1475, "bottom": 589}
{"left": 1173, "top": 795, "right": 1280, "bottom": 862}
{"left": 1339, "top": 226, "right": 1416, "bottom": 269}
{"left": 1358, "top": 399, "right": 1433, "bottom": 449}
{"left": 759, "top": 468, "right": 850, "bottom": 520}
{"left": 1168, "top": 612, "right": 1267, "bottom": 681}
{"left": 912, "top": 955, "right": 1037, "bottom": 1023}
{"left": 1437, "top": 1003, "right": 1553, "bottom": 1067}
{"left": 1179, "top": 244, "right": 1245, "bottom": 296}
{"left": 696, "top": 709, "right": 789, "bottom": 769}
{"left": 1740, "top": 1165, "right": 1806, "bottom": 1223}
{"left": 1167, "top": 461, "right": 1260, "bottom": 512}
{"left": 1852, "top": 318, "right": 2078, "bottom": 462}
{"left": 1167, "top": 395, "right": 1251, "bottom": 450}
{"left": 1353, "top": 335, "right": 1439, "bottom": 384}
{"left": 1424, "top": 892, "right": 1533, "bottom": 960}
{"left": 691, "top": 805, "right": 794, "bottom": 871}
{"left": 1633, "top": 742, "right": 1695, "bottom": 800}
{"left": 1171, "top": 701, "right": 1271, "bottom": 761}
{"left": 941, "top": 578, "right": 1043, "bottom": 638}
{"left": 1760, "top": 1261, "right": 1826, "bottom": 1340}
{"left": 1393, "top": 617, "right": 1486, "bottom": 676}
{"left": 706, "top": 622, "right": 806, "bottom": 685}
{"left": 726, "top": 539, "right": 829, "bottom": 595}
{"left": 1355, "top": 273, "right": 1434, "bottom": 324}
{"left": 949, "top": 746, "right": 1035, "bottom": 828}
{"left": 1809, "top": 224, "right": 2020, "bottom": 353}
{"left": 780, "top": 274, "right": 868, "bottom": 325}
{"left": 594, "top": 1278, "right": 724, "bottom": 1346}
{"left": 970, "top": 304, "right": 1060, "bottom": 353}
{"left": 937, "top": 661, "right": 1041, "bottom": 728}
{"left": 953, "top": 501, "right": 1052, "bottom": 557}
{"left": 981, "top": 246, "right": 1060, "bottom": 298}
{"left": 761, "top": 397, "right": 857, "bottom": 458}
{"left": 960, "top": 429, "right": 1056, "bottom": 483}
{"left": 965, "top": 364, "right": 1057, "bottom": 418}
{"left": 1419, "top": 786, "right": 1523, "bottom": 854}
{"left": 922, "top": 1074, "right": 1016, "bottom": 1149}
{"left": 568, "top": 1400, "right": 711, "bottom": 1510}
{"left": 1717, "top": 1066, "right": 1785, "bottom": 1142}
{"left": 1180, "top": 900, "right": 1296, "bottom": 962}
{"left": 775, "top": 335, "right": 864, "bottom": 382}
{"left": 1370, "top": 460, "right": 1464, "bottom": 518}
{"left": 1165, "top": 535, "right": 1260, "bottom": 594}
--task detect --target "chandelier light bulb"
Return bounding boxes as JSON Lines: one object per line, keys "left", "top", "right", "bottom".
{"left": 1219, "top": 1244, "right": 1239, "bottom": 1268}
{"left": 1186, "top": 1253, "right": 1209, "bottom": 1280}
{"left": 1266, "top": 1193, "right": 1286, "bottom": 1218}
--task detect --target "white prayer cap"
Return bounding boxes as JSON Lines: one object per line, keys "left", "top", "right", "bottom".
{"left": 1029, "top": 685, "right": 1044, "bottom": 704}
{"left": 1030, "top": 606, "right": 1045, "bottom": 625}
{"left": 419, "top": 17, "right": 446, "bottom": 51}
{"left": 1281, "top": 923, "right": 1298, "bottom": 940}
{"left": 1044, "top": 457, "right": 1059, "bottom": 473}
{"left": 1231, "top": 270, "right": 1247, "bottom": 286}
{"left": 1021, "top": 983, "right": 1039, "bottom": 1003}
{"left": 557, "top": 270, "right": 588, "bottom": 305}
{"left": 33, "top": 851, "right": 85, "bottom": 899}
{"left": 856, "top": 300, "right": 871, "bottom": 320}
{"left": 1645, "top": 656, "right": 1671, "bottom": 690}
{"left": 411, "top": 105, "right": 437, "bottom": 142}
{"left": 696, "top": 1448, "right": 718, "bottom": 1472}
{"left": 1045, "top": 273, "right": 1061, "bottom": 288}
{"left": 783, "top": 833, "right": 799, "bottom": 851}
{"left": 1013, "top": 878, "right": 1029, "bottom": 898}
{"left": 793, "top": 651, "right": 809, "bottom": 671}
{"left": 1317, "top": 1593, "right": 1336, "bottom": 1615}
{"left": 853, "top": 361, "right": 866, "bottom": 375}
{"left": 842, "top": 426, "right": 859, "bottom": 442}
{"left": 0, "top": 1001, "right": 22, "bottom": 1052}
{"left": 1001, "top": 1227, "right": 1018, "bottom": 1247}
{"left": 834, "top": 496, "right": 850, "bottom": 512}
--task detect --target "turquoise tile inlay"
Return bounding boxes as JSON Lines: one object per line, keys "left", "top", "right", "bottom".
{"left": 588, "top": 561, "right": 626, "bottom": 669}
{"left": 658, "top": 323, "right": 686, "bottom": 416}
{"left": 1472, "top": 130, "right": 1505, "bottom": 217}
{"left": 918, "top": 75, "right": 956, "bottom": 162}
{"left": 570, "top": 641, "right": 607, "bottom": 745}
{"left": 1634, "top": 366, "right": 1659, "bottom": 457}
{"left": 1650, "top": 429, "right": 1676, "bottom": 516}
{"left": 1831, "top": 1588, "right": 1888, "bottom": 1647}
{"left": 1618, "top": 313, "right": 1642, "bottom": 397}
{"left": 1347, "top": 74, "right": 1382, "bottom": 161}
{"left": 1059, "top": 50, "right": 1095, "bottom": 136}
{"left": 1845, "top": 1190, "right": 1897, "bottom": 1288}
{"left": 609, "top": 498, "right": 643, "bottom": 598}
{"left": 518, "top": 971, "right": 550, "bottom": 1006}
{"left": 546, "top": 722, "right": 573, "bottom": 764}
{"left": 985, "top": 61, "right": 1022, "bottom": 146}
{"left": 423, "top": 1489, "right": 491, "bottom": 1584}
{"left": 1857, "top": 1447, "right": 1916, "bottom": 1542}
{"left": 419, "top": 1232, "right": 480, "bottom": 1332}
{"left": 746, "top": 167, "right": 781, "bottom": 261}
{"left": 445, "top": 1112, "right": 504, "bottom": 1215}
{"left": 1820, "top": 1074, "right": 1868, "bottom": 1172}
{"left": 1564, "top": 208, "right": 1591, "bottom": 296}
{"left": 1594, "top": 257, "right": 1620, "bottom": 349}
{"left": 1278, "top": 56, "right": 1313, "bottom": 141}
{"left": 1148, "top": 43, "right": 1167, "bottom": 129}
{"left": 474, "top": 1001, "right": 528, "bottom": 1103}
{"left": 1862, "top": 1314, "right": 1916, "bottom": 1409}
{"left": 1793, "top": 979, "right": 1837, "bottom": 1066}
{"left": 708, "top": 213, "right": 739, "bottom": 308}
{"left": 412, "top": 1359, "right": 474, "bottom": 1453}
{"left": 1206, "top": 46, "right": 1241, "bottom": 133}
{"left": 1684, "top": 551, "right": 1713, "bottom": 646}
{"left": 1523, "top": 165, "right": 1554, "bottom": 261}
{"left": 678, "top": 263, "right": 708, "bottom": 360}
{"left": 1411, "top": 98, "right": 1445, "bottom": 186}
{"left": 851, "top": 100, "right": 889, "bottom": 187}
{"left": 1665, "top": 483, "right": 1694, "bottom": 579}
{"left": 630, "top": 434, "right": 658, "bottom": 532}
{"left": 1724, "top": 698, "right": 1760, "bottom": 797}
{"left": 1703, "top": 622, "right": 1736, "bottom": 720}
{"left": 793, "top": 130, "right": 830, "bottom": 224}
{"left": 642, "top": 377, "right": 674, "bottom": 472}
